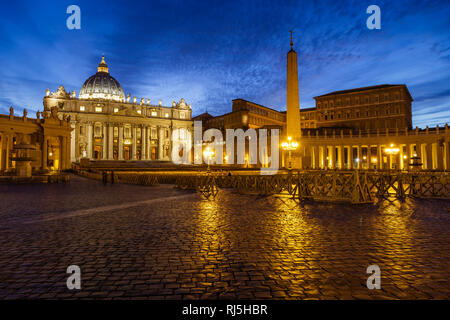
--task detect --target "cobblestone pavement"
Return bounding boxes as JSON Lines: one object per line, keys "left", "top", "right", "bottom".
{"left": 0, "top": 175, "right": 449, "bottom": 299}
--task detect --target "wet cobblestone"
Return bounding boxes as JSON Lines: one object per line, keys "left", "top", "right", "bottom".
{"left": 0, "top": 175, "right": 449, "bottom": 299}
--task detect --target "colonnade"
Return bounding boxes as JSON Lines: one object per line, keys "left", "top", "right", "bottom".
{"left": 303, "top": 141, "right": 449, "bottom": 170}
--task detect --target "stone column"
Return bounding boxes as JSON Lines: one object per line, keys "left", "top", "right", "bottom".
{"left": 70, "top": 122, "right": 76, "bottom": 163}
{"left": 118, "top": 126, "right": 124, "bottom": 160}
{"left": 132, "top": 126, "right": 137, "bottom": 160}
{"left": 60, "top": 136, "right": 65, "bottom": 170}
{"left": 42, "top": 135, "right": 48, "bottom": 170}
{"left": 387, "top": 151, "right": 392, "bottom": 170}
{"left": 6, "top": 134, "right": 12, "bottom": 171}
{"left": 102, "top": 125, "right": 107, "bottom": 160}
{"left": 167, "top": 127, "right": 172, "bottom": 162}
{"left": 426, "top": 143, "right": 433, "bottom": 169}
{"left": 376, "top": 145, "right": 381, "bottom": 170}
{"left": 356, "top": 145, "right": 361, "bottom": 169}
{"left": 349, "top": 146, "right": 354, "bottom": 169}
{"left": 2, "top": 134, "right": 10, "bottom": 171}
{"left": 147, "top": 127, "right": 151, "bottom": 160}
{"left": 416, "top": 143, "right": 422, "bottom": 169}
{"left": 399, "top": 145, "right": 404, "bottom": 170}
{"left": 158, "top": 126, "right": 164, "bottom": 160}
{"left": 142, "top": 126, "right": 147, "bottom": 160}
{"left": 436, "top": 142, "right": 444, "bottom": 170}
{"left": 313, "top": 146, "right": 319, "bottom": 169}
{"left": 67, "top": 135, "right": 71, "bottom": 169}
{"left": 330, "top": 146, "right": 335, "bottom": 169}
{"left": 87, "top": 123, "right": 93, "bottom": 159}
{"left": 445, "top": 141, "right": 450, "bottom": 171}
{"left": 405, "top": 144, "right": 411, "bottom": 170}
{"left": 339, "top": 145, "right": 344, "bottom": 169}
{"left": 108, "top": 125, "right": 114, "bottom": 160}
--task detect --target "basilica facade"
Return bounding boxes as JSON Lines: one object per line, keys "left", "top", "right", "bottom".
{"left": 43, "top": 56, "right": 193, "bottom": 162}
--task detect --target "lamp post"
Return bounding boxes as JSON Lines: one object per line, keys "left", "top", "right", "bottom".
{"left": 203, "top": 146, "right": 214, "bottom": 172}
{"left": 384, "top": 144, "right": 400, "bottom": 170}
{"left": 281, "top": 136, "right": 299, "bottom": 170}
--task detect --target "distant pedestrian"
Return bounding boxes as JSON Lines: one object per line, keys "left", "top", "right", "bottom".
{"left": 102, "top": 171, "right": 107, "bottom": 185}
{"left": 110, "top": 170, "right": 115, "bottom": 184}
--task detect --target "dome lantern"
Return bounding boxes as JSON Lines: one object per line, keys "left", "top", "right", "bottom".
{"left": 97, "top": 55, "right": 109, "bottom": 73}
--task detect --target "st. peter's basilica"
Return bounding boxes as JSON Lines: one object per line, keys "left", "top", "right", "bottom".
{"left": 43, "top": 56, "right": 193, "bottom": 162}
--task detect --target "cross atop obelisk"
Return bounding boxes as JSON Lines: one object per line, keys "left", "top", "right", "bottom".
{"left": 289, "top": 30, "right": 294, "bottom": 49}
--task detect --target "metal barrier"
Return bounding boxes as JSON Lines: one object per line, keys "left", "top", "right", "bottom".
{"left": 75, "top": 169, "right": 449, "bottom": 204}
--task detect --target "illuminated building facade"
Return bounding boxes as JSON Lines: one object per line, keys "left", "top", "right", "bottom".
{"left": 196, "top": 91, "right": 449, "bottom": 170}
{"left": 43, "top": 56, "right": 193, "bottom": 162}
{"left": 194, "top": 39, "right": 449, "bottom": 170}
{"left": 0, "top": 106, "right": 72, "bottom": 173}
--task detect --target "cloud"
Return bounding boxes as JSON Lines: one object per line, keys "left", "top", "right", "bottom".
{"left": 0, "top": 0, "right": 449, "bottom": 128}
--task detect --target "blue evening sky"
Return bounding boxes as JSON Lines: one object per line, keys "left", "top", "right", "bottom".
{"left": 0, "top": 0, "right": 449, "bottom": 127}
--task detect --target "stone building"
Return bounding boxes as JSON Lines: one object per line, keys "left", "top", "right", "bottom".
{"left": 43, "top": 56, "right": 193, "bottom": 162}
{"left": 193, "top": 37, "right": 449, "bottom": 171}
{"left": 196, "top": 96, "right": 449, "bottom": 170}
{"left": 0, "top": 106, "right": 72, "bottom": 174}
{"left": 314, "top": 84, "right": 413, "bottom": 130}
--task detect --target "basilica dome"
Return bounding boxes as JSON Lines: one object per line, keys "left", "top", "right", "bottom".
{"left": 79, "top": 56, "right": 125, "bottom": 101}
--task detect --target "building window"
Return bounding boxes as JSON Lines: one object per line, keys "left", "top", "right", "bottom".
{"left": 114, "top": 127, "right": 118, "bottom": 137}
{"left": 137, "top": 109, "right": 142, "bottom": 114}
{"left": 114, "top": 107, "right": 119, "bottom": 113}
{"left": 151, "top": 111, "right": 157, "bottom": 117}
{"left": 165, "top": 113, "right": 169, "bottom": 118}
{"left": 151, "top": 128, "right": 157, "bottom": 138}
{"left": 180, "top": 112, "right": 185, "bottom": 119}
{"left": 80, "top": 106, "right": 85, "bottom": 111}
{"left": 95, "top": 106, "right": 102, "bottom": 112}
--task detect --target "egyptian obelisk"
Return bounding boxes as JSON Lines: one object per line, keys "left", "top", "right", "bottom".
{"left": 286, "top": 30, "right": 301, "bottom": 139}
